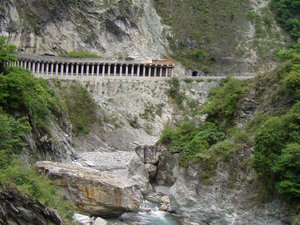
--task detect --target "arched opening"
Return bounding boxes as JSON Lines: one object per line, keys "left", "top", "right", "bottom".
{"left": 192, "top": 71, "right": 198, "bottom": 77}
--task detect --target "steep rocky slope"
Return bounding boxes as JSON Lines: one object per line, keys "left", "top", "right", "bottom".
{"left": 154, "top": 0, "right": 290, "bottom": 75}
{"left": 0, "top": 0, "right": 167, "bottom": 59}
{"left": 0, "top": 0, "right": 291, "bottom": 75}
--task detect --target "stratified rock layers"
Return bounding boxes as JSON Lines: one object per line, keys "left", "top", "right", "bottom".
{"left": 36, "top": 161, "right": 142, "bottom": 218}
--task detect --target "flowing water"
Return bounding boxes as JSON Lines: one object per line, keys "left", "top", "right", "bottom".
{"left": 138, "top": 200, "right": 181, "bottom": 225}
{"left": 120, "top": 200, "right": 181, "bottom": 225}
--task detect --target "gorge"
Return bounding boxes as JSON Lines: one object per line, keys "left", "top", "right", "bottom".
{"left": 0, "top": 0, "right": 300, "bottom": 225}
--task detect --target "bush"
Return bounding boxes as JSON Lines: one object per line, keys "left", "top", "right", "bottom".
{"left": 253, "top": 104, "right": 300, "bottom": 200}
{"left": 270, "top": 0, "right": 300, "bottom": 40}
{"left": 0, "top": 68, "right": 62, "bottom": 131}
{"left": 202, "top": 77, "right": 246, "bottom": 128}
{"left": 159, "top": 121, "right": 225, "bottom": 166}
{"left": 168, "top": 77, "right": 185, "bottom": 107}
{"left": 272, "top": 143, "right": 300, "bottom": 199}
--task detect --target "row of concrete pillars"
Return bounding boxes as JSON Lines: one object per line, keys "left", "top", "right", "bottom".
{"left": 10, "top": 60, "right": 174, "bottom": 78}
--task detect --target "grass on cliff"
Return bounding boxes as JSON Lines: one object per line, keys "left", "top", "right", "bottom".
{"left": 60, "top": 50, "right": 102, "bottom": 58}
{"left": 154, "top": 0, "right": 288, "bottom": 72}
{"left": 55, "top": 82, "right": 98, "bottom": 136}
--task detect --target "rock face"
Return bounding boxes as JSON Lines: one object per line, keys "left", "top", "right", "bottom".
{"left": 0, "top": 185, "right": 62, "bottom": 225}
{"left": 168, "top": 149, "right": 290, "bottom": 225}
{"left": 36, "top": 161, "right": 142, "bottom": 218}
{"left": 0, "top": 0, "right": 168, "bottom": 59}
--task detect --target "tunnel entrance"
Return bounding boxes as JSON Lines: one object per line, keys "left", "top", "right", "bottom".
{"left": 192, "top": 71, "right": 198, "bottom": 77}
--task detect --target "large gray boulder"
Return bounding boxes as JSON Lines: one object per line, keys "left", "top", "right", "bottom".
{"left": 36, "top": 161, "right": 142, "bottom": 218}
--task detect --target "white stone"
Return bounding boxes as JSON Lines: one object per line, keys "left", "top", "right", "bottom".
{"left": 94, "top": 217, "right": 107, "bottom": 225}
{"left": 72, "top": 213, "right": 90, "bottom": 225}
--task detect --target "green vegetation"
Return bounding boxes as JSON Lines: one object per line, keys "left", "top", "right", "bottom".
{"left": 168, "top": 77, "right": 185, "bottom": 108}
{"left": 57, "top": 82, "right": 98, "bottom": 136}
{"left": 60, "top": 50, "right": 102, "bottom": 58}
{"left": 270, "top": 0, "right": 300, "bottom": 40}
{"left": 0, "top": 37, "right": 17, "bottom": 74}
{"left": 253, "top": 105, "right": 300, "bottom": 200}
{"left": 159, "top": 40, "right": 300, "bottom": 207}
{"left": 202, "top": 77, "right": 247, "bottom": 128}
{"left": 0, "top": 37, "right": 75, "bottom": 222}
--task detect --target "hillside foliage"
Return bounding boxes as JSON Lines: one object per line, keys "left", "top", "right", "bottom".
{"left": 270, "top": 0, "right": 300, "bottom": 40}
{"left": 159, "top": 40, "right": 300, "bottom": 204}
{"left": 0, "top": 37, "right": 74, "bottom": 222}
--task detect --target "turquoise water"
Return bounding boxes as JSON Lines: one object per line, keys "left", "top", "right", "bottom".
{"left": 137, "top": 200, "right": 182, "bottom": 225}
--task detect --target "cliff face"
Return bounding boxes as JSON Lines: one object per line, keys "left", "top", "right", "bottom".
{"left": 0, "top": 0, "right": 168, "bottom": 59}
{"left": 0, "top": 186, "right": 63, "bottom": 225}
{"left": 1, "top": 0, "right": 290, "bottom": 75}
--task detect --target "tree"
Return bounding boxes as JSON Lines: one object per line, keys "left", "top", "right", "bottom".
{"left": 0, "top": 36, "right": 17, "bottom": 74}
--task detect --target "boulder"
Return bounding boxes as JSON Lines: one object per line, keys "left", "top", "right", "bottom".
{"left": 128, "top": 157, "right": 153, "bottom": 194}
{"left": 145, "top": 163, "right": 157, "bottom": 180}
{"left": 94, "top": 217, "right": 107, "bottom": 225}
{"left": 161, "top": 195, "right": 170, "bottom": 204}
{"left": 36, "top": 161, "right": 142, "bottom": 218}
{"left": 159, "top": 204, "right": 168, "bottom": 211}
{"left": 73, "top": 214, "right": 90, "bottom": 225}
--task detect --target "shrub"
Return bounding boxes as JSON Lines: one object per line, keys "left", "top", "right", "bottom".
{"left": 272, "top": 143, "right": 300, "bottom": 199}
{"left": 202, "top": 77, "right": 246, "bottom": 128}
{"left": 168, "top": 77, "right": 185, "bottom": 107}
{"left": 0, "top": 68, "right": 63, "bottom": 131}
{"left": 252, "top": 104, "right": 300, "bottom": 200}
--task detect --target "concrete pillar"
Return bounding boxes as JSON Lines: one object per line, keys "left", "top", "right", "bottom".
{"left": 149, "top": 66, "right": 152, "bottom": 77}
{"left": 171, "top": 67, "right": 174, "bottom": 77}
{"left": 137, "top": 65, "right": 140, "bottom": 77}
{"left": 154, "top": 66, "right": 157, "bottom": 77}
{"left": 66, "top": 63, "right": 69, "bottom": 76}
{"left": 143, "top": 65, "right": 146, "bottom": 77}
{"left": 96, "top": 64, "right": 100, "bottom": 76}
{"left": 51, "top": 63, "right": 54, "bottom": 76}
{"left": 125, "top": 64, "right": 128, "bottom": 76}
{"left": 37, "top": 62, "right": 40, "bottom": 77}
{"left": 81, "top": 64, "right": 84, "bottom": 76}
{"left": 71, "top": 63, "right": 74, "bottom": 76}
{"left": 32, "top": 62, "right": 36, "bottom": 74}
{"left": 114, "top": 64, "right": 117, "bottom": 76}
{"left": 41, "top": 63, "right": 45, "bottom": 75}
{"left": 107, "top": 64, "right": 111, "bottom": 76}
{"left": 92, "top": 64, "right": 95, "bottom": 76}
{"left": 76, "top": 64, "right": 79, "bottom": 76}
{"left": 101, "top": 64, "right": 105, "bottom": 76}
{"left": 55, "top": 64, "right": 59, "bottom": 76}
{"left": 119, "top": 64, "right": 123, "bottom": 76}
{"left": 28, "top": 61, "right": 31, "bottom": 72}
{"left": 45, "top": 63, "right": 49, "bottom": 75}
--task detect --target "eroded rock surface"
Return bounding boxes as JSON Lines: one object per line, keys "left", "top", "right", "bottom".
{"left": 168, "top": 149, "right": 290, "bottom": 225}
{"left": 0, "top": 0, "right": 168, "bottom": 59}
{"left": 0, "top": 185, "right": 62, "bottom": 225}
{"left": 36, "top": 161, "right": 142, "bottom": 218}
